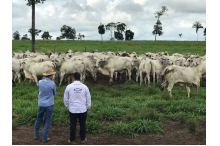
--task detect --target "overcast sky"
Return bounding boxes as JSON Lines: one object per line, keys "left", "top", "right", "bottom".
{"left": 12, "top": 0, "right": 206, "bottom": 41}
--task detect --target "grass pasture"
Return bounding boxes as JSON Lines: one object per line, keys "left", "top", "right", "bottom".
{"left": 12, "top": 40, "right": 206, "bottom": 137}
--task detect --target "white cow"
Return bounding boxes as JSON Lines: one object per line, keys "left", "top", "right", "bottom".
{"left": 95, "top": 57, "right": 133, "bottom": 83}
{"left": 161, "top": 65, "right": 201, "bottom": 97}
{"left": 175, "top": 57, "right": 186, "bottom": 66}
{"left": 21, "top": 60, "right": 56, "bottom": 86}
{"left": 139, "top": 58, "right": 152, "bottom": 85}
{"left": 59, "top": 59, "right": 86, "bottom": 85}
{"left": 12, "top": 58, "right": 22, "bottom": 83}
{"left": 150, "top": 56, "right": 173, "bottom": 83}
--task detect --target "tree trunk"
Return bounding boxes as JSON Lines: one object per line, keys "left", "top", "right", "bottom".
{"left": 32, "top": 3, "right": 35, "bottom": 52}
{"left": 155, "top": 34, "right": 157, "bottom": 41}
{"left": 101, "top": 34, "right": 103, "bottom": 41}
{"left": 197, "top": 32, "right": 198, "bottom": 41}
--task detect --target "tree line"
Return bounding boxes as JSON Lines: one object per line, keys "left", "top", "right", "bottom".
{"left": 13, "top": 1, "right": 206, "bottom": 52}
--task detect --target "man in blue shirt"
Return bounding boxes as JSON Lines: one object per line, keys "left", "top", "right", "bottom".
{"left": 34, "top": 69, "right": 56, "bottom": 143}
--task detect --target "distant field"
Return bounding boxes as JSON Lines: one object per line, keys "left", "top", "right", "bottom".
{"left": 12, "top": 40, "right": 206, "bottom": 55}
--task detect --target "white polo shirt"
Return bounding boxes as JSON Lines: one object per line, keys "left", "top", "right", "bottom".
{"left": 64, "top": 81, "right": 91, "bottom": 113}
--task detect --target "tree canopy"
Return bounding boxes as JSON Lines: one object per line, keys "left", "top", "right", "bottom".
{"left": 60, "top": 25, "right": 76, "bottom": 40}
{"left": 25, "top": 0, "right": 46, "bottom": 6}
{"left": 13, "top": 31, "right": 20, "bottom": 40}
{"left": 98, "top": 23, "right": 105, "bottom": 41}
{"left": 154, "top": 6, "right": 168, "bottom": 19}
{"left": 152, "top": 20, "right": 163, "bottom": 41}
{"left": 192, "top": 21, "right": 203, "bottom": 41}
{"left": 41, "top": 31, "right": 52, "bottom": 40}
{"left": 106, "top": 22, "right": 116, "bottom": 40}
{"left": 153, "top": 6, "right": 168, "bottom": 41}
{"left": 114, "top": 31, "right": 124, "bottom": 40}
{"left": 125, "top": 30, "right": 134, "bottom": 40}
{"left": 28, "top": 28, "right": 41, "bottom": 38}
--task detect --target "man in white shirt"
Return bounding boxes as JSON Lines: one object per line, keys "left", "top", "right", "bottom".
{"left": 63, "top": 72, "right": 91, "bottom": 144}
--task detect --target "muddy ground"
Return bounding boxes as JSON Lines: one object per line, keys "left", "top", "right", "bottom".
{"left": 12, "top": 122, "right": 206, "bottom": 145}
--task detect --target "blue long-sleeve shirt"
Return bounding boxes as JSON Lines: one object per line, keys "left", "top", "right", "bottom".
{"left": 38, "top": 77, "right": 56, "bottom": 107}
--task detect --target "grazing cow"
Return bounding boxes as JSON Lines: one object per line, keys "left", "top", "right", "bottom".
{"left": 161, "top": 65, "right": 201, "bottom": 97}
{"left": 139, "top": 58, "right": 152, "bottom": 85}
{"left": 12, "top": 58, "right": 22, "bottom": 83}
{"left": 95, "top": 57, "right": 133, "bottom": 83}
{"left": 59, "top": 60, "right": 86, "bottom": 85}
{"left": 184, "top": 57, "right": 206, "bottom": 79}
{"left": 12, "top": 52, "right": 24, "bottom": 59}
{"left": 21, "top": 60, "right": 56, "bottom": 86}
{"left": 175, "top": 57, "right": 186, "bottom": 66}
{"left": 150, "top": 56, "right": 173, "bottom": 83}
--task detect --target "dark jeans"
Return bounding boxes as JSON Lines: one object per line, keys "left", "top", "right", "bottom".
{"left": 69, "top": 111, "right": 87, "bottom": 141}
{"left": 34, "top": 105, "right": 54, "bottom": 142}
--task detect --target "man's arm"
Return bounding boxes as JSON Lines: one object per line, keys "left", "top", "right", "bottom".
{"left": 63, "top": 87, "right": 69, "bottom": 110}
{"left": 53, "top": 83, "right": 56, "bottom": 96}
{"left": 85, "top": 87, "right": 91, "bottom": 110}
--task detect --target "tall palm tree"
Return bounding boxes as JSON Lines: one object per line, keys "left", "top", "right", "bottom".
{"left": 192, "top": 21, "right": 203, "bottom": 41}
{"left": 26, "top": 0, "right": 46, "bottom": 52}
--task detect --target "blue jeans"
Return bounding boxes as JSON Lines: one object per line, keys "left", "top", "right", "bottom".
{"left": 34, "top": 105, "right": 54, "bottom": 142}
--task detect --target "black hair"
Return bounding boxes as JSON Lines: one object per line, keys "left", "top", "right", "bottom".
{"left": 73, "top": 72, "right": 80, "bottom": 80}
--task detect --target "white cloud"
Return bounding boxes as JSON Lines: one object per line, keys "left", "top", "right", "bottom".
{"left": 12, "top": 0, "right": 206, "bottom": 41}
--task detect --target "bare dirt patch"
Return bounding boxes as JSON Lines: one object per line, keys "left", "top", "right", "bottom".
{"left": 12, "top": 122, "right": 206, "bottom": 145}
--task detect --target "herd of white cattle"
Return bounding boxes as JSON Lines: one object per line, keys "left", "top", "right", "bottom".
{"left": 12, "top": 49, "right": 206, "bottom": 97}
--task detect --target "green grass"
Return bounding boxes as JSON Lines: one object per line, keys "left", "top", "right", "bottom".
{"left": 12, "top": 40, "right": 206, "bottom": 56}
{"left": 12, "top": 40, "right": 206, "bottom": 136}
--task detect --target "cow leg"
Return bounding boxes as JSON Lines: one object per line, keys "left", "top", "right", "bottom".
{"left": 144, "top": 73, "right": 147, "bottom": 84}
{"left": 16, "top": 72, "right": 21, "bottom": 83}
{"left": 59, "top": 72, "right": 65, "bottom": 86}
{"left": 167, "top": 83, "right": 174, "bottom": 97}
{"left": 33, "top": 75, "right": 38, "bottom": 86}
{"left": 114, "top": 72, "right": 118, "bottom": 80}
{"left": 140, "top": 71, "right": 143, "bottom": 85}
{"left": 109, "top": 70, "right": 114, "bottom": 83}
{"left": 186, "top": 85, "right": 190, "bottom": 98}
{"left": 136, "top": 70, "right": 139, "bottom": 83}
{"left": 147, "top": 72, "right": 150, "bottom": 85}
{"left": 127, "top": 70, "right": 131, "bottom": 80}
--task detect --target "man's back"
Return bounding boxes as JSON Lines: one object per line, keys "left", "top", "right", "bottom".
{"left": 38, "top": 78, "right": 56, "bottom": 107}
{"left": 64, "top": 81, "right": 91, "bottom": 113}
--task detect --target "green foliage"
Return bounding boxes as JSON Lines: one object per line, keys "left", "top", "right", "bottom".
{"left": 187, "top": 119, "right": 198, "bottom": 134}
{"left": 114, "top": 31, "right": 124, "bottom": 40}
{"left": 192, "top": 21, "right": 203, "bottom": 41}
{"left": 25, "top": 0, "right": 46, "bottom": 6}
{"left": 152, "top": 20, "right": 163, "bottom": 36}
{"left": 154, "top": 6, "right": 168, "bottom": 19}
{"left": 12, "top": 119, "right": 19, "bottom": 130}
{"left": 125, "top": 30, "right": 134, "bottom": 40}
{"left": 105, "top": 22, "right": 116, "bottom": 40}
{"left": 13, "top": 31, "right": 20, "bottom": 40}
{"left": 41, "top": 31, "right": 52, "bottom": 40}
{"left": 106, "top": 120, "right": 163, "bottom": 137}
{"left": 86, "top": 120, "right": 105, "bottom": 134}
{"left": 98, "top": 23, "right": 105, "bottom": 40}
{"left": 28, "top": 28, "right": 41, "bottom": 37}
{"left": 60, "top": 25, "right": 76, "bottom": 40}
{"left": 129, "top": 119, "right": 164, "bottom": 134}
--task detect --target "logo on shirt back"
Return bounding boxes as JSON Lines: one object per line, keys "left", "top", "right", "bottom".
{"left": 74, "top": 88, "right": 82, "bottom": 91}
